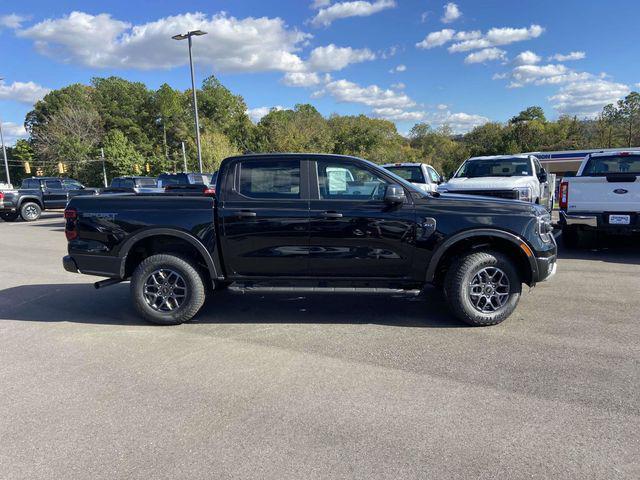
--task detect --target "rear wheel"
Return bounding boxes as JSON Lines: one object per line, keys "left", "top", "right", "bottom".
{"left": 130, "top": 254, "right": 206, "bottom": 325}
{"left": 20, "top": 202, "right": 42, "bottom": 221}
{"left": 0, "top": 211, "right": 20, "bottom": 222}
{"left": 444, "top": 250, "right": 522, "bottom": 327}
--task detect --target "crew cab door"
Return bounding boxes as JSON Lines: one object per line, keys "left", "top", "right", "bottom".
{"left": 218, "top": 157, "right": 310, "bottom": 277}
{"left": 533, "top": 157, "right": 551, "bottom": 206}
{"left": 42, "top": 179, "right": 68, "bottom": 209}
{"left": 308, "top": 159, "right": 417, "bottom": 279}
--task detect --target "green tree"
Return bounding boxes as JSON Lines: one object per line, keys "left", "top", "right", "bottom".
{"left": 510, "top": 106, "right": 546, "bottom": 124}
{"left": 200, "top": 130, "right": 241, "bottom": 172}
{"left": 102, "top": 129, "right": 145, "bottom": 178}
{"left": 328, "top": 114, "right": 402, "bottom": 162}
{"left": 617, "top": 92, "right": 640, "bottom": 147}
{"left": 257, "top": 104, "right": 334, "bottom": 153}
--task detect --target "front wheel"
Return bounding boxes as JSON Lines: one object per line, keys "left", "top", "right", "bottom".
{"left": 0, "top": 211, "right": 20, "bottom": 222}
{"left": 20, "top": 202, "right": 42, "bottom": 221}
{"left": 444, "top": 250, "right": 522, "bottom": 326}
{"left": 130, "top": 254, "right": 206, "bottom": 325}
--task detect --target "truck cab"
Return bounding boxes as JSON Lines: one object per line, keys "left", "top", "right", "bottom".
{"left": 382, "top": 163, "right": 443, "bottom": 193}
{"left": 439, "top": 155, "right": 553, "bottom": 210}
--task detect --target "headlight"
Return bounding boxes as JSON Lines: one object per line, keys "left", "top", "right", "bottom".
{"left": 537, "top": 213, "right": 553, "bottom": 243}
{"left": 514, "top": 186, "right": 532, "bottom": 202}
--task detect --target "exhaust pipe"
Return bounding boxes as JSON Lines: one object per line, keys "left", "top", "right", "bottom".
{"left": 94, "top": 278, "right": 124, "bottom": 289}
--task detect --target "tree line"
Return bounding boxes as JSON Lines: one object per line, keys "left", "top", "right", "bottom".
{"left": 6, "top": 75, "right": 640, "bottom": 186}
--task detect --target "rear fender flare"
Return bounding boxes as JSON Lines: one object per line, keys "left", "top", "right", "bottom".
{"left": 425, "top": 228, "right": 538, "bottom": 283}
{"left": 117, "top": 228, "right": 219, "bottom": 281}
{"left": 17, "top": 196, "right": 43, "bottom": 209}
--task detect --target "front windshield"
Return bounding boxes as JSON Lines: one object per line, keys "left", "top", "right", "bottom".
{"left": 455, "top": 159, "right": 531, "bottom": 178}
{"left": 384, "top": 166, "right": 426, "bottom": 184}
{"left": 582, "top": 155, "right": 640, "bottom": 175}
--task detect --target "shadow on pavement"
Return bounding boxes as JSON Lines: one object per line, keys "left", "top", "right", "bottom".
{"left": 0, "top": 282, "right": 463, "bottom": 329}
{"left": 557, "top": 235, "right": 640, "bottom": 265}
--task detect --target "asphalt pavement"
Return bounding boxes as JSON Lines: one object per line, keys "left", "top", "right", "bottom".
{"left": 0, "top": 212, "right": 638, "bottom": 479}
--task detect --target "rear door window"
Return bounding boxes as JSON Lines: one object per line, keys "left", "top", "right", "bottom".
{"left": 239, "top": 160, "right": 300, "bottom": 199}
{"left": 45, "top": 180, "right": 63, "bottom": 189}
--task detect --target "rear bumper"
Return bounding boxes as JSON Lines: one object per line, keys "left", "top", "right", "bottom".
{"left": 560, "top": 210, "right": 640, "bottom": 233}
{"left": 63, "top": 253, "right": 123, "bottom": 278}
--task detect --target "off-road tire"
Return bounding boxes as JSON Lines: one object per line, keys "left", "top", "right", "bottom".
{"left": 20, "top": 202, "right": 42, "bottom": 221}
{"left": 444, "top": 250, "right": 521, "bottom": 327}
{"left": 130, "top": 254, "right": 206, "bottom": 325}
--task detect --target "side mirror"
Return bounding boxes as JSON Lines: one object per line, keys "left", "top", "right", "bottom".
{"left": 384, "top": 184, "right": 406, "bottom": 205}
{"left": 538, "top": 169, "right": 548, "bottom": 183}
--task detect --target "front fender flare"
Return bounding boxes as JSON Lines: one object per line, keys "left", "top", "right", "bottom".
{"left": 425, "top": 228, "right": 538, "bottom": 284}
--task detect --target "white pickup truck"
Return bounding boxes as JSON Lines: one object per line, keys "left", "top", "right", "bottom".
{"left": 381, "top": 163, "right": 443, "bottom": 193}
{"left": 438, "top": 154, "right": 554, "bottom": 210}
{"left": 559, "top": 151, "right": 640, "bottom": 247}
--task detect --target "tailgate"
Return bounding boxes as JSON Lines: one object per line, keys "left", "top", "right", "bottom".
{"left": 568, "top": 176, "right": 640, "bottom": 212}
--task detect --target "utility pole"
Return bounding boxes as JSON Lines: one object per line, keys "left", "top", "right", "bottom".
{"left": 181, "top": 141, "right": 188, "bottom": 172}
{"left": 0, "top": 76, "right": 11, "bottom": 186}
{"left": 172, "top": 30, "right": 207, "bottom": 174}
{"left": 101, "top": 148, "right": 108, "bottom": 187}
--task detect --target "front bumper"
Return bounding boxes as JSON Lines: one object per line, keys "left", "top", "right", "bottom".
{"left": 535, "top": 254, "right": 557, "bottom": 282}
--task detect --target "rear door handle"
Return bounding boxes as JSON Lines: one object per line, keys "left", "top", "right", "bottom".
{"left": 237, "top": 210, "right": 257, "bottom": 218}
{"left": 321, "top": 211, "right": 343, "bottom": 218}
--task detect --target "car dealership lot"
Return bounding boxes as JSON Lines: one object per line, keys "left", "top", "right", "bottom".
{"left": 1, "top": 214, "right": 639, "bottom": 479}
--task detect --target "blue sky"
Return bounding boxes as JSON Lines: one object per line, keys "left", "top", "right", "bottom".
{"left": 1, "top": 0, "right": 639, "bottom": 145}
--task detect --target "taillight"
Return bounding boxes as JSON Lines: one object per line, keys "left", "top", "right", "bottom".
{"left": 0, "top": 192, "right": 4, "bottom": 200}
{"left": 203, "top": 187, "right": 216, "bottom": 196}
{"left": 64, "top": 208, "right": 78, "bottom": 240}
{"left": 559, "top": 181, "right": 569, "bottom": 210}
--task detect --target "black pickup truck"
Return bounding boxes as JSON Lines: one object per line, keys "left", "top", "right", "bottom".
{"left": 63, "top": 154, "right": 557, "bottom": 326}
{"left": 1, "top": 177, "right": 92, "bottom": 221}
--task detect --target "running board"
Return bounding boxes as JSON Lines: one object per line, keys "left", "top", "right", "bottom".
{"left": 229, "top": 285, "right": 422, "bottom": 295}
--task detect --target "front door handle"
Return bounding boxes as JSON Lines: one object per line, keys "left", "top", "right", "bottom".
{"left": 237, "top": 210, "right": 257, "bottom": 218}
{"left": 322, "top": 211, "right": 343, "bottom": 218}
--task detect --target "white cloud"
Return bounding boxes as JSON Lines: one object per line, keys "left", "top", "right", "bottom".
{"left": 549, "top": 79, "right": 629, "bottom": 117}
{"left": 420, "top": 12, "right": 429, "bottom": 23}
{"left": 389, "top": 64, "right": 406, "bottom": 73}
{"left": 440, "top": 111, "right": 489, "bottom": 132}
{"left": 372, "top": 107, "right": 426, "bottom": 121}
{"left": 441, "top": 3, "right": 461, "bottom": 24}
{"left": 416, "top": 28, "right": 455, "bottom": 49}
{"left": 282, "top": 72, "right": 332, "bottom": 87}
{"left": 464, "top": 48, "right": 506, "bottom": 64}
{"left": 454, "top": 30, "right": 481, "bottom": 41}
{"left": 18, "top": 11, "right": 311, "bottom": 72}
{"left": 307, "top": 44, "right": 376, "bottom": 71}
{"left": 310, "top": 0, "right": 332, "bottom": 8}
{"left": 0, "top": 80, "right": 51, "bottom": 104}
{"left": 316, "top": 78, "right": 415, "bottom": 108}
{"left": 0, "top": 13, "right": 29, "bottom": 29}
{"left": 548, "top": 51, "right": 586, "bottom": 62}
{"left": 311, "top": 0, "right": 396, "bottom": 27}
{"left": 513, "top": 50, "right": 541, "bottom": 65}
{"left": 391, "top": 82, "right": 405, "bottom": 89}
{"left": 448, "top": 24, "right": 544, "bottom": 52}
{"left": 1, "top": 122, "right": 28, "bottom": 145}
{"left": 246, "top": 106, "right": 286, "bottom": 123}
{"left": 504, "top": 64, "right": 596, "bottom": 88}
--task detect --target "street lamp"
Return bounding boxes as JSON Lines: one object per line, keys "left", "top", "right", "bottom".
{"left": 172, "top": 30, "right": 207, "bottom": 174}
{"left": 0, "top": 76, "right": 10, "bottom": 186}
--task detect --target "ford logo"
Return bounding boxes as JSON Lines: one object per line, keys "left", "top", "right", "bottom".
{"left": 613, "top": 189, "right": 628, "bottom": 194}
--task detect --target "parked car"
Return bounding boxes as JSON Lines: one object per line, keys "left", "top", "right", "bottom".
{"left": 382, "top": 163, "right": 443, "bottom": 193}
{"left": 0, "top": 177, "right": 93, "bottom": 222}
{"left": 559, "top": 151, "right": 640, "bottom": 247}
{"left": 157, "top": 172, "right": 213, "bottom": 188}
{"left": 63, "top": 153, "right": 556, "bottom": 327}
{"left": 439, "top": 154, "right": 554, "bottom": 210}
{"left": 104, "top": 176, "right": 162, "bottom": 194}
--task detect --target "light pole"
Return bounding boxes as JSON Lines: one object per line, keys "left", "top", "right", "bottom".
{"left": 172, "top": 30, "right": 207, "bottom": 173}
{"left": 0, "top": 76, "right": 10, "bottom": 186}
